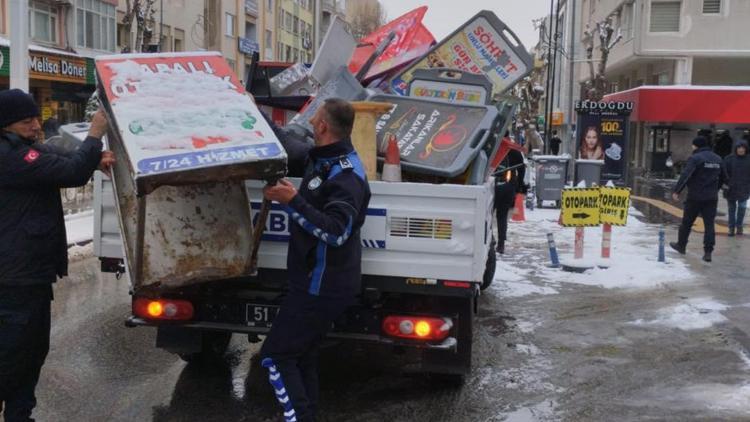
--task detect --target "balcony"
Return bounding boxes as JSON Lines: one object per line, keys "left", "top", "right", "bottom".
{"left": 245, "top": 0, "right": 259, "bottom": 16}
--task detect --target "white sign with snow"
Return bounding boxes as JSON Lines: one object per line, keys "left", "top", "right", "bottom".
{"left": 95, "top": 52, "right": 285, "bottom": 178}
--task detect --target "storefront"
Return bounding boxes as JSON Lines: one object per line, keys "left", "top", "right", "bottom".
{"left": 0, "top": 45, "right": 96, "bottom": 124}
{"left": 604, "top": 86, "right": 750, "bottom": 175}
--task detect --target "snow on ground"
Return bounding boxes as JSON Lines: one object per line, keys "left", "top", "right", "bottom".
{"left": 629, "top": 297, "right": 728, "bottom": 330}
{"left": 491, "top": 207, "right": 696, "bottom": 297}
{"left": 65, "top": 210, "right": 94, "bottom": 246}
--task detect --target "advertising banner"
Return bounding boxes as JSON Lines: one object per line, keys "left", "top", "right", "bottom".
{"left": 95, "top": 52, "right": 286, "bottom": 192}
{"left": 348, "top": 6, "right": 435, "bottom": 82}
{"left": 370, "top": 94, "right": 499, "bottom": 177}
{"left": 390, "top": 11, "right": 532, "bottom": 97}
{"left": 575, "top": 100, "right": 633, "bottom": 185}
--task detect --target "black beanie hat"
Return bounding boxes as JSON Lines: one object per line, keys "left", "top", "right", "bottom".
{"left": 692, "top": 136, "right": 709, "bottom": 149}
{"left": 0, "top": 89, "right": 40, "bottom": 128}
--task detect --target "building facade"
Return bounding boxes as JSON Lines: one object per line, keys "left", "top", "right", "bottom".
{"left": 578, "top": 0, "right": 750, "bottom": 174}
{"left": 0, "top": 0, "right": 120, "bottom": 124}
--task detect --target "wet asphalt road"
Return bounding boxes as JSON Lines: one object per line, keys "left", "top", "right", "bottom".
{"left": 12, "top": 219, "right": 750, "bottom": 422}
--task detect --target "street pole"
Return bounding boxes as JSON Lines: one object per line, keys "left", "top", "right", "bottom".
{"left": 567, "top": 0, "right": 577, "bottom": 157}
{"left": 543, "top": 0, "right": 554, "bottom": 148}
{"left": 547, "top": 0, "right": 562, "bottom": 149}
{"left": 9, "top": 0, "right": 29, "bottom": 92}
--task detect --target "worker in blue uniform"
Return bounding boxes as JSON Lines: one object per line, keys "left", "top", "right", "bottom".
{"left": 260, "top": 98, "right": 371, "bottom": 422}
{"left": 0, "top": 89, "right": 114, "bottom": 422}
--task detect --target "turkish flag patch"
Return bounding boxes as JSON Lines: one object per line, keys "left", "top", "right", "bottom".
{"left": 24, "top": 149, "right": 40, "bottom": 163}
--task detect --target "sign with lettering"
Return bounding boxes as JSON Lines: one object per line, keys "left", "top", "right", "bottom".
{"left": 238, "top": 37, "right": 260, "bottom": 55}
{"left": 599, "top": 186, "right": 630, "bottom": 226}
{"left": 95, "top": 52, "right": 286, "bottom": 191}
{"left": 390, "top": 11, "right": 532, "bottom": 97}
{"left": 576, "top": 101, "right": 632, "bottom": 185}
{"left": 561, "top": 188, "right": 601, "bottom": 227}
{"left": 0, "top": 46, "right": 93, "bottom": 84}
{"left": 29, "top": 52, "right": 88, "bottom": 83}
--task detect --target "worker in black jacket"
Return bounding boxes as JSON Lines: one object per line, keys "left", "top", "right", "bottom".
{"left": 260, "top": 98, "right": 370, "bottom": 422}
{"left": 670, "top": 136, "right": 726, "bottom": 262}
{"left": 0, "top": 89, "right": 114, "bottom": 422}
{"left": 494, "top": 134, "right": 526, "bottom": 254}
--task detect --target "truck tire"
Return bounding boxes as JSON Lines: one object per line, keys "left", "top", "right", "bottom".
{"left": 178, "top": 331, "right": 232, "bottom": 364}
{"left": 481, "top": 238, "right": 497, "bottom": 291}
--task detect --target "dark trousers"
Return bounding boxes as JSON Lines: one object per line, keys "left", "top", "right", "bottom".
{"left": 260, "top": 292, "right": 352, "bottom": 422}
{"left": 495, "top": 183, "right": 516, "bottom": 246}
{"left": 678, "top": 199, "right": 718, "bottom": 252}
{"left": 0, "top": 286, "right": 52, "bottom": 422}
{"left": 727, "top": 199, "right": 748, "bottom": 230}
{"left": 550, "top": 144, "right": 560, "bottom": 155}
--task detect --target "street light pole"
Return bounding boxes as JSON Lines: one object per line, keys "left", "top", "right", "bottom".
{"left": 9, "top": 0, "right": 30, "bottom": 91}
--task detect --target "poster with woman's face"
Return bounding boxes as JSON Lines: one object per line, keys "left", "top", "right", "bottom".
{"left": 575, "top": 108, "right": 630, "bottom": 185}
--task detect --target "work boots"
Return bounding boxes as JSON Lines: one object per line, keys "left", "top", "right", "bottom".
{"left": 729, "top": 226, "right": 736, "bottom": 237}
{"left": 703, "top": 251, "right": 712, "bottom": 262}
{"left": 669, "top": 242, "right": 686, "bottom": 255}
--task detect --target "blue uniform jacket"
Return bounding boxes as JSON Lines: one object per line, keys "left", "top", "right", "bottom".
{"left": 0, "top": 131, "right": 102, "bottom": 287}
{"left": 673, "top": 146, "right": 726, "bottom": 201}
{"left": 285, "top": 138, "right": 371, "bottom": 298}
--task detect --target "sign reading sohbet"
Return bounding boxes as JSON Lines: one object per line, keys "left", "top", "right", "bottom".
{"left": 561, "top": 188, "right": 600, "bottom": 227}
{"left": 561, "top": 186, "right": 631, "bottom": 227}
{"left": 599, "top": 186, "right": 630, "bottom": 226}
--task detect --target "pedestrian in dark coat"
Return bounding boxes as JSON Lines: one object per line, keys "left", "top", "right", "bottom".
{"left": 494, "top": 135, "right": 526, "bottom": 254}
{"left": 714, "top": 131, "right": 734, "bottom": 159}
{"left": 260, "top": 99, "right": 370, "bottom": 422}
{"left": 723, "top": 139, "right": 750, "bottom": 236}
{"left": 549, "top": 130, "right": 562, "bottom": 155}
{"left": 0, "top": 89, "right": 114, "bottom": 421}
{"left": 670, "top": 136, "right": 726, "bottom": 262}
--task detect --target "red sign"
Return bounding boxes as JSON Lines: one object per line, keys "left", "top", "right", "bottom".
{"left": 348, "top": 7, "right": 436, "bottom": 82}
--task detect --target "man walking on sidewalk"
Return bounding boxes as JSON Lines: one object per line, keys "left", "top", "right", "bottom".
{"left": 670, "top": 136, "right": 726, "bottom": 262}
{"left": 723, "top": 139, "right": 750, "bottom": 236}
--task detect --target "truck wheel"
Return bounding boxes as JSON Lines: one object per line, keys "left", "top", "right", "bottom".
{"left": 481, "top": 238, "right": 496, "bottom": 291}
{"left": 179, "top": 331, "right": 232, "bottom": 364}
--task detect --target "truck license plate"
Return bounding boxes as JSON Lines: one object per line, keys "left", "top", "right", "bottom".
{"left": 246, "top": 304, "right": 280, "bottom": 328}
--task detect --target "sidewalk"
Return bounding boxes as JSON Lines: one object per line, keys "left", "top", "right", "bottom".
{"left": 630, "top": 176, "right": 748, "bottom": 234}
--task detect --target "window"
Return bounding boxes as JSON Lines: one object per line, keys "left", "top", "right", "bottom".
{"left": 174, "top": 28, "right": 185, "bottom": 51}
{"left": 285, "top": 11, "right": 292, "bottom": 32}
{"left": 702, "top": 0, "right": 721, "bottom": 14}
{"left": 285, "top": 45, "right": 291, "bottom": 61}
{"left": 76, "top": 0, "right": 116, "bottom": 51}
{"left": 29, "top": 2, "right": 57, "bottom": 44}
{"left": 650, "top": 2, "right": 681, "bottom": 32}
{"left": 267, "top": 0, "right": 273, "bottom": 14}
{"left": 293, "top": 16, "right": 299, "bottom": 34}
{"left": 246, "top": 22, "right": 257, "bottom": 40}
{"left": 225, "top": 13, "right": 235, "bottom": 37}
{"left": 266, "top": 29, "right": 272, "bottom": 45}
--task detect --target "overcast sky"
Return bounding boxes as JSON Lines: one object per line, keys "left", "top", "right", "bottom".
{"left": 377, "top": 0, "right": 551, "bottom": 51}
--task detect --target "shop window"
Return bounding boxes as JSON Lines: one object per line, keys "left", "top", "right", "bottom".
{"left": 76, "top": 0, "right": 116, "bottom": 51}
{"left": 29, "top": 2, "right": 57, "bottom": 44}
{"left": 648, "top": 128, "right": 671, "bottom": 153}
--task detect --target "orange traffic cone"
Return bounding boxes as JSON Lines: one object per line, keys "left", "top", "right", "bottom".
{"left": 381, "top": 135, "right": 402, "bottom": 182}
{"left": 511, "top": 193, "right": 526, "bottom": 222}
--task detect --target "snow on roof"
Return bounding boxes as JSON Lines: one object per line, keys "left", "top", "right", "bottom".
{"left": 608, "top": 84, "right": 750, "bottom": 96}
{"left": 0, "top": 36, "right": 84, "bottom": 57}
{"left": 95, "top": 51, "right": 223, "bottom": 61}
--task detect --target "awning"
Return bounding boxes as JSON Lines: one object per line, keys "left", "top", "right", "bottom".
{"left": 603, "top": 85, "right": 750, "bottom": 124}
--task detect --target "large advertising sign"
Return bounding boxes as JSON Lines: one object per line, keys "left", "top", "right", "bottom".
{"left": 95, "top": 52, "right": 286, "bottom": 190}
{"left": 575, "top": 100, "right": 634, "bottom": 185}
{"left": 390, "top": 11, "right": 532, "bottom": 97}
{"left": 348, "top": 6, "right": 435, "bottom": 82}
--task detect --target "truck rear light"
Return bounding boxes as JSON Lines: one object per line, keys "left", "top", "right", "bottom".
{"left": 382, "top": 315, "right": 452, "bottom": 341}
{"left": 442, "top": 280, "right": 471, "bottom": 288}
{"left": 133, "top": 298, "right": 194, "bottom": 321}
